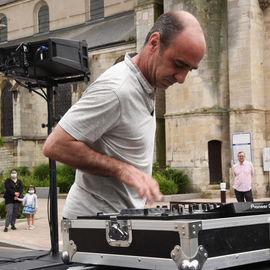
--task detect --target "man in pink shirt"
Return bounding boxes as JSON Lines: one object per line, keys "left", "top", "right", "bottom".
{"left": 232, "top": 151, "right": 254, "bottom": 202}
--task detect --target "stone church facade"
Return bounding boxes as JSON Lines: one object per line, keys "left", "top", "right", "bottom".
{"left": 0, "top": 0, "right": 270, "bottom": 197}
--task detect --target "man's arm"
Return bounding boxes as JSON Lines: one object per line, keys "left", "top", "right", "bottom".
{"left": 43, "top": 124, "right": 162, "bottom": 203}
{"left": 250, "top": 162, "right": 254, "bottom": 177}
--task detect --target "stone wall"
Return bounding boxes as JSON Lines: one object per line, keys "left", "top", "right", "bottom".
{"left": 164, "top": 0, "right": 230, "bottom": 191}
{"left": 88, "top": 43, "right": 136, "bottom": 83}
{"left": 0, "top": 137, "right": 47, "bottom": 173}
{"left": 135, "top": 0, "right": 163, "bottom": 51}
{"left": 166, "top": 112, "right": 230, "bottom": 190}
{"left": 13, "top": 87, "right": 47, "bottom": 137}
{"left": 0, "top": 0, "right": 135, "bottom": 40}
{"left": 0, "top": 141, "right": 14, "bottom": 173}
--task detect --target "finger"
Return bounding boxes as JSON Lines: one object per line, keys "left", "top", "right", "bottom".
{"left": 154, "top": 191, "right": 163, "bottom": 202}
{"left": 148, "top": 178, "right": 162, "bottom": 201}
{"left": 136, "top": 181, "right": 147, "bottom": 199}
{"left": 145, "top": 189, "right": 153, "bottom": 205}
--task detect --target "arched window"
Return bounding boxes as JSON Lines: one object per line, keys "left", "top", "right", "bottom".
{"left": 53, "top": 84, "right": 72, "bottom": 123}
{"left": 208, "top": 140, "right": 222, "bottom": 184}
{"left": 90, "top": 0, "right": 104, "bottom": 20}
{"left": 1, "top": 82, "right": 13, "bottom": 136}
{"left": 0, "top": 16, "right": 7, "bottom": 42}
{"left": 38, "top": 5, "right": 49, "bottom": 33}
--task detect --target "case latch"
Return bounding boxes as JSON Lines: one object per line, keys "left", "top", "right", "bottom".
{"left": 61, "top": 220, "right": 77, "bottom": 264}
{"left": 105, "top": 216, "right": 132, "bottom": 247}
{"left": 171, "top": 221, "right": 208, "bottom": 270}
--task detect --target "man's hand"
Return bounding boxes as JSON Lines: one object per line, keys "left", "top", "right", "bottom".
{"left": 116, "top": 163, "right": 163, "bottom": 204}
{"left": 14, "top": 192, "right": 20, "bottom": 197}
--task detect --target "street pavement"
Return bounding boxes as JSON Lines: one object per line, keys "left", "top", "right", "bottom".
{"left": 0, "top": 195, "right": 270, "bottom": 251}
{"left": 0, "top": 198, "right": 65, "bottom": 250}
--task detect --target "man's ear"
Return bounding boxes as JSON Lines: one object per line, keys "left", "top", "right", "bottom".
{"left": 148, "top": 32, "right": 161, "bottom": 52}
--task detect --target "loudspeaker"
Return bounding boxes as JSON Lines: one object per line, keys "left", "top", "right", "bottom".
{"left": 0, "top": 37, "right": 90, "bottom": 82}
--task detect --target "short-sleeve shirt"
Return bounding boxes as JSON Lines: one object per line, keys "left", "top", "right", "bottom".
{"left": 59, "top": 53, "right": 156, "bottom": 218}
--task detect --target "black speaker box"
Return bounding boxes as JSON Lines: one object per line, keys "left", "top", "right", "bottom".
{"left": 0, "top": 37, "right": 89, "bottom": 81}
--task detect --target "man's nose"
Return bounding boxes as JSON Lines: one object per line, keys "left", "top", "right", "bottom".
{"left": 174, "top": 70, "right": 189, "bottom": 84}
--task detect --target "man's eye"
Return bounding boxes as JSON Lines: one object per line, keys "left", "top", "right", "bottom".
{"left": 175, "top": 64, "right": 185, "bottom": 69}
{"left": 175, "top": 63, "right": 192, "bottom": 71}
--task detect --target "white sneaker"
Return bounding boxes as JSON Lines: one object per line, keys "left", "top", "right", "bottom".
{"left": 29, "top": 225, "right": 35, "bottom": 230}
{"left": 26, "top": 225, "right": 30, "bottom": 230}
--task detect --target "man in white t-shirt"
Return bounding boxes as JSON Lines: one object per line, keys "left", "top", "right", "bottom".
{"left": 43, "top": 10, "right": 206, "bottom": 218}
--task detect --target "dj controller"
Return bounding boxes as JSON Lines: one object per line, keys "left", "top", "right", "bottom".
{"left": 91, "top": 201, "right": 270, "bottom": 219}
{"left": 61, "top": 201, "right": 270, "bottom": 270}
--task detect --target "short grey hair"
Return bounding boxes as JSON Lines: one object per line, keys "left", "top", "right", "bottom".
{"left": 143, "top": 12, "right": 185, "bottom": 49}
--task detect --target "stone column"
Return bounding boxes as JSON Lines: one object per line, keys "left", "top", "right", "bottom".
{"left": 135, "top": 0, "right": 163, "bottom": 52}
{"left": 135, "top": 0, "right": 166, "bottom": 167}
{"left": 260, "top": 0, "right": 270, "bottom": 195}
{"left": 228, "top": 0, "right": 267, "bottom": 196}
{"left": 261, "top": 0, "right": 270, "bottom": 149}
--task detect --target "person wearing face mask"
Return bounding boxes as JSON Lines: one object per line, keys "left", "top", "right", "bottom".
{"left": 3, "top": 169, "right": 23, "bottom": 232}
{"left": 15, "top": 185, "right": 38, "bottom": 230}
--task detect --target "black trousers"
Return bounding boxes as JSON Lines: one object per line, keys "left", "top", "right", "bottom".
{"left": 234, "top": 189, "right": 253, "bottom": 202}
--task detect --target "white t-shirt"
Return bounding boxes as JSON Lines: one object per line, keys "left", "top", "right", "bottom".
{"left": 59, "top": 53, "right": 156, "bottom": 218}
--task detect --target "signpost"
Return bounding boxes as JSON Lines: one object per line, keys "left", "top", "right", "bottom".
{"left": 263, "top": 148, "right": 270, "bottom": 171}
{"left": 232, "top": 132, "right": 252, "bottom": 164}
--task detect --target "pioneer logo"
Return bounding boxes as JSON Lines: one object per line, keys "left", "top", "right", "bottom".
{"left": 250, "top": 203, "right": 270, "bottom": 209}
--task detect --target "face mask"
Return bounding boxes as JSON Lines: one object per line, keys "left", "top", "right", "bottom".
{"left": 11, "top": 173, "right": 17, "bottom": 178}
{"left": 28, "top": 190, "right": 34, "bottom": 194}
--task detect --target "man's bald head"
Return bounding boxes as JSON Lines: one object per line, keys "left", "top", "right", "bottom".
{"left": 134, "top": 10, "right": 206, "bottom": 89}
{"left": 144, "top": 10, "right": 205, "bottom": 50}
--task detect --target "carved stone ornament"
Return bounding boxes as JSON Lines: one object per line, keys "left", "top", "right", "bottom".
{"left": 259, "top": 0, "right": 270, "bottom": 10}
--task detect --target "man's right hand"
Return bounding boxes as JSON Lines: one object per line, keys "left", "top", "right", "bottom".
{"left": 116, "top": 163, "right": 163, "bottom": 204}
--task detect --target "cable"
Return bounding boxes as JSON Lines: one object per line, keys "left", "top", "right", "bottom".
{"left": 47, "top": 184, "right": 54, "bottom": 254}
{"left": 13, "top": 44, "right": 49, "bottom": 102}
{"left": 33, "top": 46, "right": 48, "bottom": 100}
{"left": 0, "top": 249, "right": 52, "bottom": 263}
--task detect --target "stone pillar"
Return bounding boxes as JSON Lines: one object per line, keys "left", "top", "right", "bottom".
{"left": 262, "top": 2, "right": 270, "bottom": 149}
{"left": 135, "top": 0, "right": 163, "bottom": 52}
{"left": 261, "top": 0, "right": 270, "bottom": 195}
{"left": 228, "top": 0, "right": 267, "bottom": 196}
{"left": 135, "top": 0, "right": 165, "bottom": 167}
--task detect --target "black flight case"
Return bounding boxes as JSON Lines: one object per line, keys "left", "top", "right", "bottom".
{"left": 61, "top": 201, "right": 270, "bottom": 270}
